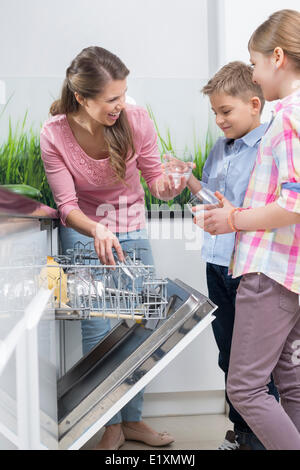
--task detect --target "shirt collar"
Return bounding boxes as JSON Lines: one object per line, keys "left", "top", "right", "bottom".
{"left": 225, "top": 122, "right": 268, "bottom": 150}
{"left": 274, "top": 87, "right": 300, "bottom": 114}
{"left": 240, "top": 123, "right": 269, "bottom": 147}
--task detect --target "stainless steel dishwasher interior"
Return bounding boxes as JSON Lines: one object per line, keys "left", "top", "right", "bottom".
{"left": 56, "top": 278, "right": 216, "bottom": 449}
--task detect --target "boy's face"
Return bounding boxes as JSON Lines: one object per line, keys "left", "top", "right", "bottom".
{"left": 210, "top": 92, "right": 260, "bottom": 140}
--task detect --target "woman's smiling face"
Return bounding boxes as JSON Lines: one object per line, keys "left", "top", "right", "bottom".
{"left": 77, "top": 79, "right": 128, "bottom": 126}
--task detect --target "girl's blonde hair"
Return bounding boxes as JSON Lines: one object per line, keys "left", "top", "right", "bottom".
{"left": 50, "top": 46, "right": 135, "bottom": 182}
{"left": 248, "top": 9, "right": 300, "bottom": 71}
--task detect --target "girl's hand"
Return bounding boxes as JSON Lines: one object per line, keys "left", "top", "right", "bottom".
{"left": 94, "top": 223, "right": 124, "bottom": 265}
{"left": 193, "top": 192, "right": 236, "bottom": 235}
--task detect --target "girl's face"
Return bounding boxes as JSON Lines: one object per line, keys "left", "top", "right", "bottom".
{"left": 250, "top": 50, "right": 280, "bottom": 101}
{"left": 78, "top": 79, "right": 128, "bottom": 126}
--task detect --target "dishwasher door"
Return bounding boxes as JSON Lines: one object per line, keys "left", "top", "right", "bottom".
{"left": 57, "top": 278, "right": 216, "bottom": 450}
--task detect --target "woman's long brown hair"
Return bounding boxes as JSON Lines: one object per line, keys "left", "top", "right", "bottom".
{"left": 50, "top": 46, "right": 135, "bottom": 182}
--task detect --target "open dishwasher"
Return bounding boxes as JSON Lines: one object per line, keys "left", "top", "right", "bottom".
{"left": 0, "top": 191, "right": 217, "bottom": 450}
{"left": 43, "top": 241, "right": 217, "bottom": 449}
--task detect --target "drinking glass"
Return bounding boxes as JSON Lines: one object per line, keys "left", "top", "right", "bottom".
{"left": 187, "top": 188, "right": 220, "bottom": 239}
{"left": 163, "top": 149, "right": 194, "bottom": 188}
{"left": 187, "top": 187, "right": 220, "bottom": 215}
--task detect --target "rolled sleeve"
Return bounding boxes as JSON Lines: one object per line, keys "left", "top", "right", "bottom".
{"left": 277, "top": 186, "right": 300, "bottom": 214}
{"left": 40, "top": 128, "right": 80, "bottom": 225}
{"left": 273, "top": 111, "right": 300, "bottom": 214}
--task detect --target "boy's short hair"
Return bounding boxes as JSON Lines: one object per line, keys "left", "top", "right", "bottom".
{"left": 202, "top": 61, "right": 265, "bottom": 112}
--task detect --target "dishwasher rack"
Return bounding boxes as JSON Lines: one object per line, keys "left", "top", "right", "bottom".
{"left": 44, "top": 241, "right": 168, "bottom": 321}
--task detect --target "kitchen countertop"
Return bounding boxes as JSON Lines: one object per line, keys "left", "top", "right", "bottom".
{"left": 0, "top": 187, "right": 59, "bottom": 220}
{"left": 0, "top": 187, "right": 59, "bottom": 237}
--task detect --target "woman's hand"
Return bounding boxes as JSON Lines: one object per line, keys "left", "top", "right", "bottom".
{"left": 151, "top": 155, "right": 196, "bottom": 200}
{"left": 193, "top": 192, "right": 236, "bottom": 235}
{"left": 151, "top": 173, "right": 187, "bottom": 201}
{"left": 94, "top": 223, "right": 124, "bottom": 265}
{"left": 65, "top": 210, "right": 124, "bottom": 265}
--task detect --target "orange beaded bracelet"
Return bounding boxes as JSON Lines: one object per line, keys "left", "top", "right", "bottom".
{"left": 228, "top": 207, "right": 243, "bottom": 232}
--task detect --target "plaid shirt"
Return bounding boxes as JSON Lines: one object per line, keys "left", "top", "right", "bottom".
{"left": 230, "top": 89, "right": 300, "bottom": 293}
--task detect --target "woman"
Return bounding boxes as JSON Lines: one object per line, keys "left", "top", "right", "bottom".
{"left": 40, "top": 46, "right": 185, "bottom": 450}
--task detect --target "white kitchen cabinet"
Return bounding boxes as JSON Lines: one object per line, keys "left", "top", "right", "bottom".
{"left": 0, "top": 221, "right": 57, "bottom": 449}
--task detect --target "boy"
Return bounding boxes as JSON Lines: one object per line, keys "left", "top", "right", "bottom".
{"left": 188, "top": 61, "right": 279, "bottom": 450}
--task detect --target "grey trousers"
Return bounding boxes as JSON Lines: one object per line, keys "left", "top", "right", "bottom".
{"left": 227, "top": 272, "right": 300, "bottom": 450}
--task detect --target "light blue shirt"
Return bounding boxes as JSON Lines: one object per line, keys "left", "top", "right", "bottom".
{"left": 200, "top": 123, "right": 269, "bottom": 267}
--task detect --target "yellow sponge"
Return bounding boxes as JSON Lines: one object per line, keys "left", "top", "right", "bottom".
{"left": 40, "top": 256, "right": 69, "bottom": 305}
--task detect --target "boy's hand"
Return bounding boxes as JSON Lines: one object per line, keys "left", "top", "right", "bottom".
{"left": 194, "top": 192, "right": 236, "bottom": 234}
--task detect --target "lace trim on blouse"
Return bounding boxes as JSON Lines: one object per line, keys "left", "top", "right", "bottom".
{"left": 60, "top": 116, "right": 117, "bottom": 186}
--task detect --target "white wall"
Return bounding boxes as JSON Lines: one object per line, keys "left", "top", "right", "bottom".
{"left": 219, "top": 0, "right": 300, "bottom": 67}
{"left": 218, "top": 0, "right": 300, "bottom": 122}
{"left": 0, "top": 0, "right": 209, "bottom": 78}
{"left": 0, "top": 0, "right": 213, "bottom": 148}
{"left": 2, "top": 1, "right": 298, "bottom": 143}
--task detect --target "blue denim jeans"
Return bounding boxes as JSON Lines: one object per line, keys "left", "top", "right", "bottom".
{"left": 206, "top": 263, "right": 279, "bottom": 439}
{"left": 59, "top": 225, "right": 154, "bottom": 425}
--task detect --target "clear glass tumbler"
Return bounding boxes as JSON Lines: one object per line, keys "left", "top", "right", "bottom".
{"left": 187, "top": 187, "right": 220, "bottom": 215}
{"left": 163, "top": 149, "right": 194, "bottom": 188}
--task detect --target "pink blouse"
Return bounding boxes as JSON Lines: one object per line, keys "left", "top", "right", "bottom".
{"left": 40, "top": 104, "right": 162, "bottom": 233}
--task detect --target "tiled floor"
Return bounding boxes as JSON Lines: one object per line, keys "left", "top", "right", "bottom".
{"left": 81, "top": 414, "right": 232, "bottom": 450}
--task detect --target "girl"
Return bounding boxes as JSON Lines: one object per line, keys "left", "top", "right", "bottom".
{"left": 40, "top": 46, "right": 184, "bottom": 450}
{"left": 195, "top": 9, "right": 300, "bottom": 450}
